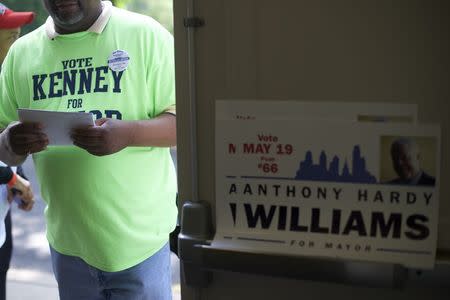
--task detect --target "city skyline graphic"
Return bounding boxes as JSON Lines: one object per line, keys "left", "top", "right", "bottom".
{"left": 295, "top": 145, "right": 377, "bottom": 183}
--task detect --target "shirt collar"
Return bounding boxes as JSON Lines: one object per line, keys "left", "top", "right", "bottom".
{"left": 45, "top": 1, "right": 113, "bottom": 39}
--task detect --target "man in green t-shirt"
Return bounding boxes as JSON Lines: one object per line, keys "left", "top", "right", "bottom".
{"left": 0, "top": 1, "right": 177, "bottom": 299}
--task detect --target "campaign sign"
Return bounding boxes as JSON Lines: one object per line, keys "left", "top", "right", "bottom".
{"left": 214, "top": 119, "right": 440, "bottom": 269}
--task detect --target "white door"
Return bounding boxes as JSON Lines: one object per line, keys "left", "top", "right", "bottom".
{"left": 174, "top": 1, "right": 450, "bottom": 299}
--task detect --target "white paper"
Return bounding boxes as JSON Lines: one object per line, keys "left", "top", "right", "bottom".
{"left": 216, "top": 100, "right": 418, "bottom": 123}
{"left": 18, "top": 109, "right": 95, "bottom": 146}
{"left": 0, "top": 161, "right": 11, "bottom": 246}
{"left": 214, "top": 100, "right": 439, "bottom": 269}
{"left": 0, "top": 185, "right": 9, "bottom": 247}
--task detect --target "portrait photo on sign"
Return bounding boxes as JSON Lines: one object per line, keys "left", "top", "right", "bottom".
{"left": 379, "top": 136, "right": 437, "bottom": 186}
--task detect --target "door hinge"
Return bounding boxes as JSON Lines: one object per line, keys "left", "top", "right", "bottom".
{"left": 184, "top": 17, "right": 205, "bottom": 28}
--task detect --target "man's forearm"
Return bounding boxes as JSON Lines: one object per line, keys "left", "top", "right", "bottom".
{"left": 0, "top": 123, "right": 27, "bottom": 166}
{"left": 71, "top": 113, "right": 177, "bottom": 156}
{"left": 127, "top": 113, "right": 176, "bottom": 147}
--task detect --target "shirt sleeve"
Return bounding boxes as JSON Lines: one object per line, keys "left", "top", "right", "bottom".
{"left": 0, "top": 122, "right": 27, "bottom": 166}
{"left": 148, "top": 27, "right": 176, "bottom": 118}
{"left": 0, "top": 51, "right": 27, "bottom": 166}
{"left": 0, "top": 49, "right": 19, "bottom": 129}
{"left": 0, "top": 166, "right": 14, "bottom": 185}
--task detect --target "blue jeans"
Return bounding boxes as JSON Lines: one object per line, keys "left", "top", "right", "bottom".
{"left": 50, "top": 243, "right": 172, "bottom": 300}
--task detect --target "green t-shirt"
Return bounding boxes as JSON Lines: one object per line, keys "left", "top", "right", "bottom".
{"left": 0, "top": 7, "right": 177, "bottom": 271}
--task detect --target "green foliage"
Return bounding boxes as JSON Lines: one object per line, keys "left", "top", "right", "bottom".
{"left": 111, "top": 0, "right": 131, "bottom": 8}
{"left": 125, "top": 0, "right": 173, "bottom": 33}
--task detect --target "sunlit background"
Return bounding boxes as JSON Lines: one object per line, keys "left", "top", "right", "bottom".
{"left": 1, "top": 1, "right": 179, "bottom": 299}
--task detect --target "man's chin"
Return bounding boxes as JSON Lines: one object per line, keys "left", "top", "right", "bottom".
{"left": 54, "top": 13, "right": 84, "bottom": 27}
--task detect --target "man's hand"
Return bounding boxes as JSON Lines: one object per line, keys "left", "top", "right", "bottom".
{"left": 71, "top": 118, "right": 132, "bottom": 156}
{"left": 72, "top": 114, "right": 176, "bottom": 156}
{"left": 9, "top": 122, "right": 49, "bottom": 155}
{"left": 7, "top": 174, "right": 35, "bottom": 211}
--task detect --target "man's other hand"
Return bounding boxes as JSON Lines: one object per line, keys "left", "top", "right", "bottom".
{"left": 71, "top": 118, "right": 131, "bottom": 156}
{"left": 7, "top": 174, "right": 35, "bottom": 211}
{"left": 9, "top": 122, "right": 49, "bottom": 155}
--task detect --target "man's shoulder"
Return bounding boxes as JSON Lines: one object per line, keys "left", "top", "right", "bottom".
{"left": 9, "top": 25, "right": 46, "bottom": 51}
